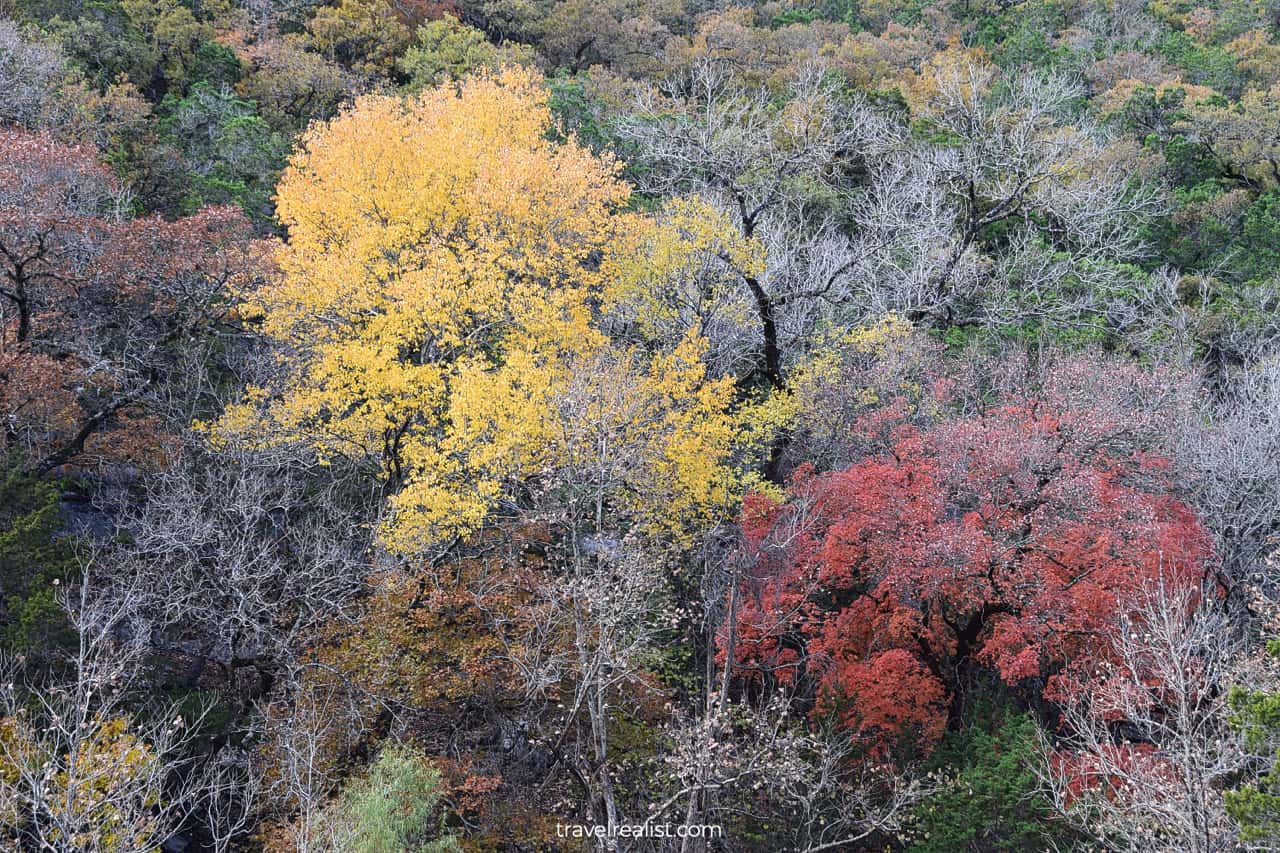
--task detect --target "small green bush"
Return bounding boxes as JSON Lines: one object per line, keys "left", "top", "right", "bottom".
{"left": 328, "top": 742, "right": 461, "bottom": 853}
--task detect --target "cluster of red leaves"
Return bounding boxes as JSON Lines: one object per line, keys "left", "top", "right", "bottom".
{"left": 724, "top": 397, "right": 1213, "bottom": 757}
{"left": 1050, "top": 742, "right": 1173, "bottom": 805}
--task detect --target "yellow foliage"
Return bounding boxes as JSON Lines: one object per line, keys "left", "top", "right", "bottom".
{"left": 1182, "top": 83, "right": 1280, "bottom": 188}
{"left": 221, "top": 69, "right": 747, "bottom": 552}
{"left": 799, "top": 314, "right": 917, "bottom": 376}
{"left": 303, "top": 0, "right": 411, "bottom": 76}
{"left": 1228, "top": 30, "right": 1280, "bottom": 88}
{"left": 0, "top": 716, "right": 23, "bottom": 827}
{"left": 604, "top": 196, "right": 763, "bottom": 340}
{"left": 612, "top": 331, "right": 741, "bottom": 540}
{"left": 0, "top": 712, "right": 162, "bottom": 852}
{"left": 791, "top": 314, "right": 921, "bottom": 413}
{"left": 820, "top": 25, "right": 933, "bottom": 92}
{"left": 905, "top": 45, "right": 996, "bottom": 122}
{"left": 1096, "top": 78, "right": 1219, "bottom": 119}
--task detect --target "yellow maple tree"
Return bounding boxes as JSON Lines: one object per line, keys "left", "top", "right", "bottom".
{"left": 218, "top": 69, "right": 746, "bottom": 552}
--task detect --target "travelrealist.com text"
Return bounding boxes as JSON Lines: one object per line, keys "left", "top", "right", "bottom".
{"left": 555, "top": 823, "right": 724, "bottom": 840}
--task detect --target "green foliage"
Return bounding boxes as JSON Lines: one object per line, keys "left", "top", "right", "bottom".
{"left": 326, "top": 743, "right": 461, "bottom": 853}
{"left": 902, "top": 704, "right": 1067, "bottom": 852}
{"left": 1145, "top": 185, "right": 1280, "bottom": 285}
{"left": 303, "top": 0, "right": 411, "bottom": 77}
{"left": 909, "top": 117, "right": 965, "bottom": 146}
{"left": 1158, "top": 31, "right": 1243, "bottom": 97}
{"left": 547, "top": 70, "right": 618, "bottom": 152}
{"left": 974, "top": 0, "right": 1073, "bottom": 70}
{"left": 1117, "top": 87, "right": 1226, "bottom": 193}
{"left": 1119, "top": 85, "right": 1188, "bottom": 136}
{"left": 46, "top": 1, "right": 156, "bottom": 92}
{"left": 1143, "top": 182, "right": 1231, "bottom": 271}
{"left": 14, "top": 0, "right": 85, "bottom": 22}
{"left": 0, "top": 456, "right": 78, "bottom": 666}
{"left": 1163, "top": 134, "right": 1226, "bottom": 190}
{"left": 188, "top": 39, "right": 241, "bottom": 88}
{"left": 639, "top": 628, "right": 699, "bottom": 695}
{"left": 811, "top": 0, "right": 860, "bottom": 26}
{"left": 398, "top": 15, "right": 501, "bottom": 91}
{"left": 401, "top": 21, "right": 491, "bottom": 87}
{"left": 1240, "top": 189, "right": 1280, "bottom": 281}
{"left": 1226, "top": 683, "right": 1280, "bottom": 843}
{"left": 771, "top": 7, "right": 821, "bottom": 27}
{"left": 159, "top": 82, "right": 287, "bottom": 226}
{"left": 119, "top": 0, "right": 217, "bottom": 96}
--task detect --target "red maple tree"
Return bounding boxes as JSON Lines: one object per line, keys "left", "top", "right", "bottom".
{"left": 724, "top": 393, "right": 1214, "bottom": 757}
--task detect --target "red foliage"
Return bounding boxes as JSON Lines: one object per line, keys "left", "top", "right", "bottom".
{"left": 0, "top": 128, "right": 262, "bottom": 470}
{"left": 817, "top": 648, "right": 950, "bottom": 748}
{"left": 723, "top": 398, "right": 1213, "bottom": 757}
{"left": 1051, "top": 742, "right": 1173, "bottom": 805}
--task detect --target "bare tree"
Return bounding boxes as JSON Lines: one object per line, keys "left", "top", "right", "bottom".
{"left": 616, "top": 60, "right": 890, "bottom": 392}
{"left": 0, "top": 569, "right": 218, "bottom": 852}
{"left": 618, "top": 54, "right": 1177, "bottom": 391}
{"left": 1172, "top": 354, "right": 1280, "bottom": 592}
{"left": 848, "top": 59, "right": 1165, "bottom": 335}
{"left": 520, "top": 349, "right": 697, "bottom": 849}
{"left": 254, "top": 662, "right": 375, "bottom": 851}
{"left": 648, "top": 691, "right": 926, "bottom": 853}
{"left": 98, "top": 437, "right": 378, "bottom": 704}
{"left": 1039, "top": 576, "right": 1253, "bottom": 853}
{"left": 0, "top": 21, "right": 67, "bottom": 131}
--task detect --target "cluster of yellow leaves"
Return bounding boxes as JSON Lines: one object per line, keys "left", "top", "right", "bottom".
{"left": 1227, "top": 30, "right": 1280, "bottom": 88}
{"left": 779, "top": 313, "right": 953, "bottom": 468}
{"left": 792, "top": 314, "right": 919, "bottom": 409}
{"left": 904, "top": 45, "right": 996, "bottom": 123}
{"left": 1183, "top": 83, "right": 1280, "bottom": 188}
{"left": 547, "top": 331, "right": 741, "bottom": 541}
{"left": 218, "top": 68, "right": 749, "bottom": 553}
{"left": 0, "top": 712, "right": 161, "bottom": 853}
{"left": 0, "top": 716, "right": 20, "bottom": 829}
{"left": 1095, "top": 79, "right": 1219, "bottom": 119}
{"left": 819, "top": 23, "right": 934, "bottom": 93}
{"left": 604, "top": 196, "right": 763, "bottom": 344}
{"left": 303, "top": 0, "right": 411, "bottom": 76}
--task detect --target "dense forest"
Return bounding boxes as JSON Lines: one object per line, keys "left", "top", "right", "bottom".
{"left": 3, "top": 0, "right": 1280, "bottom": 848}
